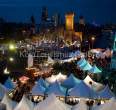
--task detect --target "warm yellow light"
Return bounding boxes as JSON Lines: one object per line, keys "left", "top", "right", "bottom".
{"left": 9, "top": 57, "right": 14, "bottom": 62}
{"left": 91, "top": 37, "right": 95, "bottom": 41}
{"left": 65, "top": 13, "right": 74, "bottom": 30}
{"left": 4, "top": 68, "right": 10, "bottom": 74}
{"left": 9, "top": 44, "right": 15, "bottom": 50}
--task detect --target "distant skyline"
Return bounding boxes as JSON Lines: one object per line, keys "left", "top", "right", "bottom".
{"left": 0, "top": 0, "right": 116, "bottom": 24}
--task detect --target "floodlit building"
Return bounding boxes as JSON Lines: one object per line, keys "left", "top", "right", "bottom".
{"left": 64, "top": 12, "right": 82, "bottom": 43}
{"left": 65, "top": 12, "right": 74, "bottom": 31}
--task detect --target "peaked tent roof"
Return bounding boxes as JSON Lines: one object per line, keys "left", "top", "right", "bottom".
{"left": 46, "top": 75, "right": 57, "bottom": 83}
{"left": 14, "top": 95, "right": 34, "bottom": 110}
{"left": 98, "top": 85, "right": 115, "bottom": 99}
{"left": 31, "top": 83, "right": 45, "bottom": 95}
{"left": 47, "top": 56, "right": 55, "bottom": 64}
{"left": 84, "top": 75, "right": 104, "bottom": 91}
{"left": 89, "top": 65, "right": 102, "bottom": 74}
{"left": 54, "top": 72, "right": 67, "bottom": 82}
{"left": 68, "top": 81, "right": 97, "bottom": 98}
{"left": 80, "top": 62, "right": 92, "bottom": 71}
{"left": 0, "top": 83, "right": 7, "bottom": 100}
{"left": 45, "top": 81, "right": 66, "bottom": 96}
{"left": 37, "top": 77, "right": 48, "bottom": 88}
{"left": 1, "top": 94, "right": 17, "bottom": 110}
{"left": 34, "top": 94, "right": 71, "bottom": 110}
{"left": 77, "top": 58, "right": 87, "bottom": 67}
{"left": 4, "top": 77, "right": 15, "bottom": 90}
{"left": 62, "top": 74, "right": 81, "bottom": 89}
{"left": 72, "top": 99, "right": 88, "bottom": 110}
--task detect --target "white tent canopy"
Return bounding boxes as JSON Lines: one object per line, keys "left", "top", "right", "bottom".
{"left": 14, "top": 95, "right": 34, "bottom": 110}
{"left": 36, "top": 77, "right": 48, "bottom": 88}
{"left": 31, "top": 83, "right": 45, "bottom": 96}
{"left": 1, "top": 94, "right": 17, "bottom": 110}
{"left": 62, "top": 74, "right": 81, "bottom": 89}
{"left": 84, "top": 75, "right": 104, "bottom": 92}
{"left": 47, "top": 56, "right": 55, "bottom": 64}
{"left": 46, "top": 75, "right": 57, "bottom": 83}
{"left": 68, "top": 81, "right": 97, "bottom": 98}
{"left": 45, "top": 81, "right": 66, "bottom": 96}
{"left": 34, "top": 94, "right": 71, "bottom": 110}
{"left": 0, "top": 83, "right": 7, "bottom": 100}
{"left": 46, "top": 73, "right": 67, "bottom": 83}
{"left": 4, "top": 77, "right": 15, "bottom": 90}
{"left": 72, "top": 99, "right": 88, "bottom": 110}
{"left": 98, "top": 85, "right": 115, "bottom": 99}
{"left": 54, "top": 72, "right": 67, "bottom": 82}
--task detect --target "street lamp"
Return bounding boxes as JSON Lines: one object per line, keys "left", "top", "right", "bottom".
{"left": 9, "top": 44, "right": 16, "bottom": 51}
{"left": 9, "top": 57, "right": 14, "bottom": 62}
{"left": 91, "top": 36, "right": 95, "bottom": 49}
{"left": 77, "top": 43, "right": 81, "bottom": 51}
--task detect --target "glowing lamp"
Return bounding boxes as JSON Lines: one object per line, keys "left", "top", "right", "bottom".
{"left": 9, "top": 44, "right": 16, "bottom": 50}
{"left": 9, "top": 57, "right": 14, "bottom": 62}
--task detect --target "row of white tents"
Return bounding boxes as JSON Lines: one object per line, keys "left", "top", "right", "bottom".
{"left": 0, "top": 93, "right": 116, "bottom": 110}
{"left": 0, "top": 74, "right": 114, "bottom": 100}
{"left": 30, "top": 74, "right": 115, "bottom": 99}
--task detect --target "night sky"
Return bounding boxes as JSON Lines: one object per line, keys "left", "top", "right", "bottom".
{"left": 0, "top": 0, "right": 116, "bottom": 24}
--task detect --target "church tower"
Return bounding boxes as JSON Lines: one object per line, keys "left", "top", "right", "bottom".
{"left": 65, "top": 12, "right": 74, "bottom": 31}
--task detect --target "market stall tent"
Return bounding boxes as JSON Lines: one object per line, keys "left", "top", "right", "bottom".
{"left": 4, "top": 77, "right": 15, "bottom": 90}
{"left": 34, "top": 94, "right": 71, "bottom": 110}
{"left": 98, "top": 85, "right": 115, "bottom": 99}
{"left": 46, "top": 75, "right": 57, "bottom": 83}
{"left": 0, "top": 83, "right": 7, "bottom": 100}
{"left": 1, "top": 94, "right": 17, "bottom": 110}
{"left": 68, "top": 81, "right": 97, "bottom": 98}
{"left": 54, "top": 72, "right": 67, "bottom": 82}
{"left": 45, "top": 81, "right": 66, "bottom": 96}
{"left": 84, "top": 75, "right": 104, "bottom": 91}
{"left": 14, "top": 95, "right": 34, "bottom": 110}
{"left": 62, "top": 74, "right": 81, "bottom": 89}
{"left": 36, "top": 77, "right": 48, "bottom": 88}
{"left": 31, "top": 83, "right": 45, "bottom": 95}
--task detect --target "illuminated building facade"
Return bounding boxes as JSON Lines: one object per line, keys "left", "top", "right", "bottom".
{"left": 64, "top": 12, "right": 82, "bottom": 43}
{"left": 65, "top": 13, "right": 74, "bottom": 31}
